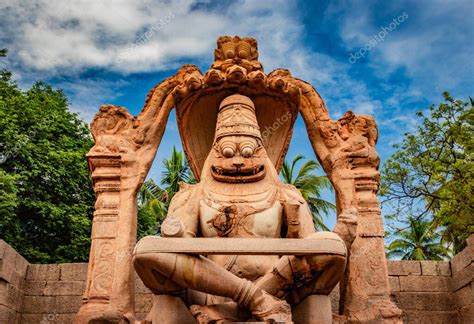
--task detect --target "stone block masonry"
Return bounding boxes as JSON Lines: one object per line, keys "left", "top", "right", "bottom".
{"left": 1, "top": 235, "right": 473, "bottom": 323}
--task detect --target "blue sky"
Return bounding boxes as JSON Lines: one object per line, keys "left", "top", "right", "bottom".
{"left": 1, "top": 0, "right": 473, "bottom": 228}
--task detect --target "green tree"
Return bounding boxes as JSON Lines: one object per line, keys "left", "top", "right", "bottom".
{"left": 137, "top": 146, "right": 195, "bottom": 235}
{"left": 386, "top": 217, "right": 449, "bottom": 260}
{"left": 0, "top": 67, "right": 94, "bottom": 263}
{"left": 280, "top": 155, "right": 335, "bottom": 230}
{"left": 381, "top": 92, "right": 473, "bottom": 254}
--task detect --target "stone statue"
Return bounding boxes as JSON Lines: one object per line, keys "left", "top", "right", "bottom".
{"left": 75, "top": 36, "right": 402, "bottom": 323}
{"left": 133, "top": 94, "right": 355, "bottom": 322}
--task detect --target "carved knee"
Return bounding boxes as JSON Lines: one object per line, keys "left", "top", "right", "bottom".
{"left": 133, "top": 252, "right": 184, "bottom": 294}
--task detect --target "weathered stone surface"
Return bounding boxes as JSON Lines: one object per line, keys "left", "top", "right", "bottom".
{"left": 44, "top": 281, "right": 85, "bottom": 296}
{"left": 387, "top": 261, "right": 421, "bottom": 276}
{"left": 391, "top": 292, "right": 453, "bottom": 311}
{"left": 451, "top": 247, "right": 473, "bottom": 274}
{"left": 59, "top": 263, "right": 87, "bottom": 281}
{"left": 21, "top": 313, "right": 75, "bottom": 324}
{"left": 22, "top": 295, "right": 55, "bottom": 313}
{"left": 421, "top": 261, "right": 451, "bottom": 276}
{"left": 0, "top": 305, "right": 21, "bottom": 324}
{"left": 0, "top": 281, "right": 23, "bottom": 311}
{"left": 23, "top": 280, "right": 46, "bottom": 296}
{"left": 399, "top": 275, "right": 450, "bottom": 292}
{"left": 403, "top": 310, "right": 458, "bottom": 323}
{"left": 453, "top": 284, "right": 473, "bottom": 309}
{"left": 135, "top": 293, "right": 153, "bottom": 313}
{"left": 55, "top": 295, "right": 83, "bottom": 313}
{"left": 0, "top": 260, "right": 23, "bottom": 288}
{"left": 0, "top": 241, "right": 7, "bottom": 260}
{"left": 292, "top": 294, "right": 332, "bottom": 324}
{"left": 135, "top": 236, "right": 347, "bottom": 256}
{"left": 26, "top": 264, "right": 60, "bottom": 281}
{"left": 452, "top": 263, "right": 474, "bottom": 291}
{"left": 459, "top": 304, "right": 474, "bottom": 323}
{"left": 329, "top": 285, "right": 340, "bottom": 312}
{"left": 389, "top": 276, "right": 401, "bottom": 292}
{"left": 135, "top": 275, "right": 151, "bottom": 294}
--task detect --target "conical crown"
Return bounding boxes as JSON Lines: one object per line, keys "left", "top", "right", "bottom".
{"left": 214, "top": 94, "right": 262, "bottom": 141}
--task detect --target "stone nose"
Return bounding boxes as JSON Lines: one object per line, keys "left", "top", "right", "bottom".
{"left": 232, "top": 157, "right": 244, "bottom": 168}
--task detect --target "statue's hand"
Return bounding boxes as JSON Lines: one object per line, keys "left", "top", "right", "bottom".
{"left": 333, "top": 208, "right": 358, "bottom": 245}
{"left": 161, "top": 216, "right": 185, "bottom": 237}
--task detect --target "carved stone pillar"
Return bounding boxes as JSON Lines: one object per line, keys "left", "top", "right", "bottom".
{"left": 341, "top": 173, "right": 402, "bottom": 323}
{"left": 74, "top": 152, "right": 136, "bottom": 323}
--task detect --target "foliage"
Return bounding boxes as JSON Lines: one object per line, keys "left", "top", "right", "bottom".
{"left": 0, "top": 68, "right": 94, "bottom": 263}
{"left": 137, "top": 146, "right": 195, "bottom": 236}
{"left": 280, "top": 154, "right": 335, "bottom": 230}
{"left": 386, "top": 217, "right": 449, "bottom": 260}
{"left": 381, "top": 92, "right": 473, "bottom": 255}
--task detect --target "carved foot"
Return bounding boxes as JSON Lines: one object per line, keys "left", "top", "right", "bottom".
{"left": 190, "top": 302, "right": 246, "bottom": 323}
{"left": 250, "top": 290, "right": 292, "bottom": 323}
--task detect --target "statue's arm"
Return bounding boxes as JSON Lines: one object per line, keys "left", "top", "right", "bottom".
{"left": 281, "top": 186, "right": 316, "bottom": 238}
{"left": 161, "top": 184, "right": 200, "bottom": 238}
{"left": 332, "top": 208, "right": 358, "bottom": 247}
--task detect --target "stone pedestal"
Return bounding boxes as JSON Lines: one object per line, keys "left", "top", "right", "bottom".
{"left": 292, "top": 294, "right": 332, "bottom": 324}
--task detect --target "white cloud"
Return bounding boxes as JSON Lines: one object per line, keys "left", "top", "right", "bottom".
{"left": 328, "top": 0, "right": 474, "bottom": 100}
{"left": 1, "top": 0, "right": 381, "bottom": 124}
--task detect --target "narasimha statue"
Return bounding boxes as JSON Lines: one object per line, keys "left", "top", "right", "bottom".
{"left": 75, "top": 36, "right": 402, "bottom": 324}
{"left": 133, "top": 94, "right": 356, "bottom": 323}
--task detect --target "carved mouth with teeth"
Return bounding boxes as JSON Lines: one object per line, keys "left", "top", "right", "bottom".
{"left": 211, "top": 164, "right": 266, "bottom": 183}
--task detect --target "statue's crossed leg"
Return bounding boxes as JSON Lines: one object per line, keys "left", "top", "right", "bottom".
{"left": 133, "top": 233, "right": 346, "bottom": 322}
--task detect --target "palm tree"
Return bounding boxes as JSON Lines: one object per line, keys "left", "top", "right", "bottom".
{"left": 138, "top": 178, "right": 168, "bottom": 222}
{"left": 280, "top": 155, "right": 335, "bottom": 231}
{"left": 386, "top": 217, "right": 449, "bottom": 260}
{"left": 138, "top": 146, "right": 195, "bottom": 233}
{"left": 160, "top": 146, "right": 195, "bottom": 202}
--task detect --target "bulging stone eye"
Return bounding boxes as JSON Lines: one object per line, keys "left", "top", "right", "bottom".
{"left": 241, "top": 147, "right": 253, "bottom": 158}
{"left": 222, "top": 147, "right": 235, "bottom": 158}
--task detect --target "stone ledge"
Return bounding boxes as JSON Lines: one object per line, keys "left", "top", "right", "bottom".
{"left": 399, "top": 275, "right": 451, "bottom": 292}
{"left": 44, "top": 281, "right": 85, "bottom": 296}
{"left": 26, "top": 264, "right": 60, "bottom": 281}
{"left": 420, "top": 261, "right": 451, "bottom": 276}
{"left": 59, "top": 263, "right": 88, "bottom": 281}
{"left": 387, "top": 261, "right": 421, "bottom": 276}
{"left": 391, "top": 291, "right": 454, "bottom": 311}
{"left": 22, "top": 295, "right": 82, "bottom": 314}
{"left": 402, "top": 310, "right": 459, "bottom": 323}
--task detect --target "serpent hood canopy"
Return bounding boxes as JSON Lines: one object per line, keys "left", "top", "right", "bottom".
{"left": 173, "top": 36, "right": 300, "bottom": 180}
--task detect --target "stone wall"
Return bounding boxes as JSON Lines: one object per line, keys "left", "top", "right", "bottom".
{"left": 1, "top": 236, "right": 472, "bottom": 323}
{"left": 387, "top": 235, "right": 473, "bottom": 323}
